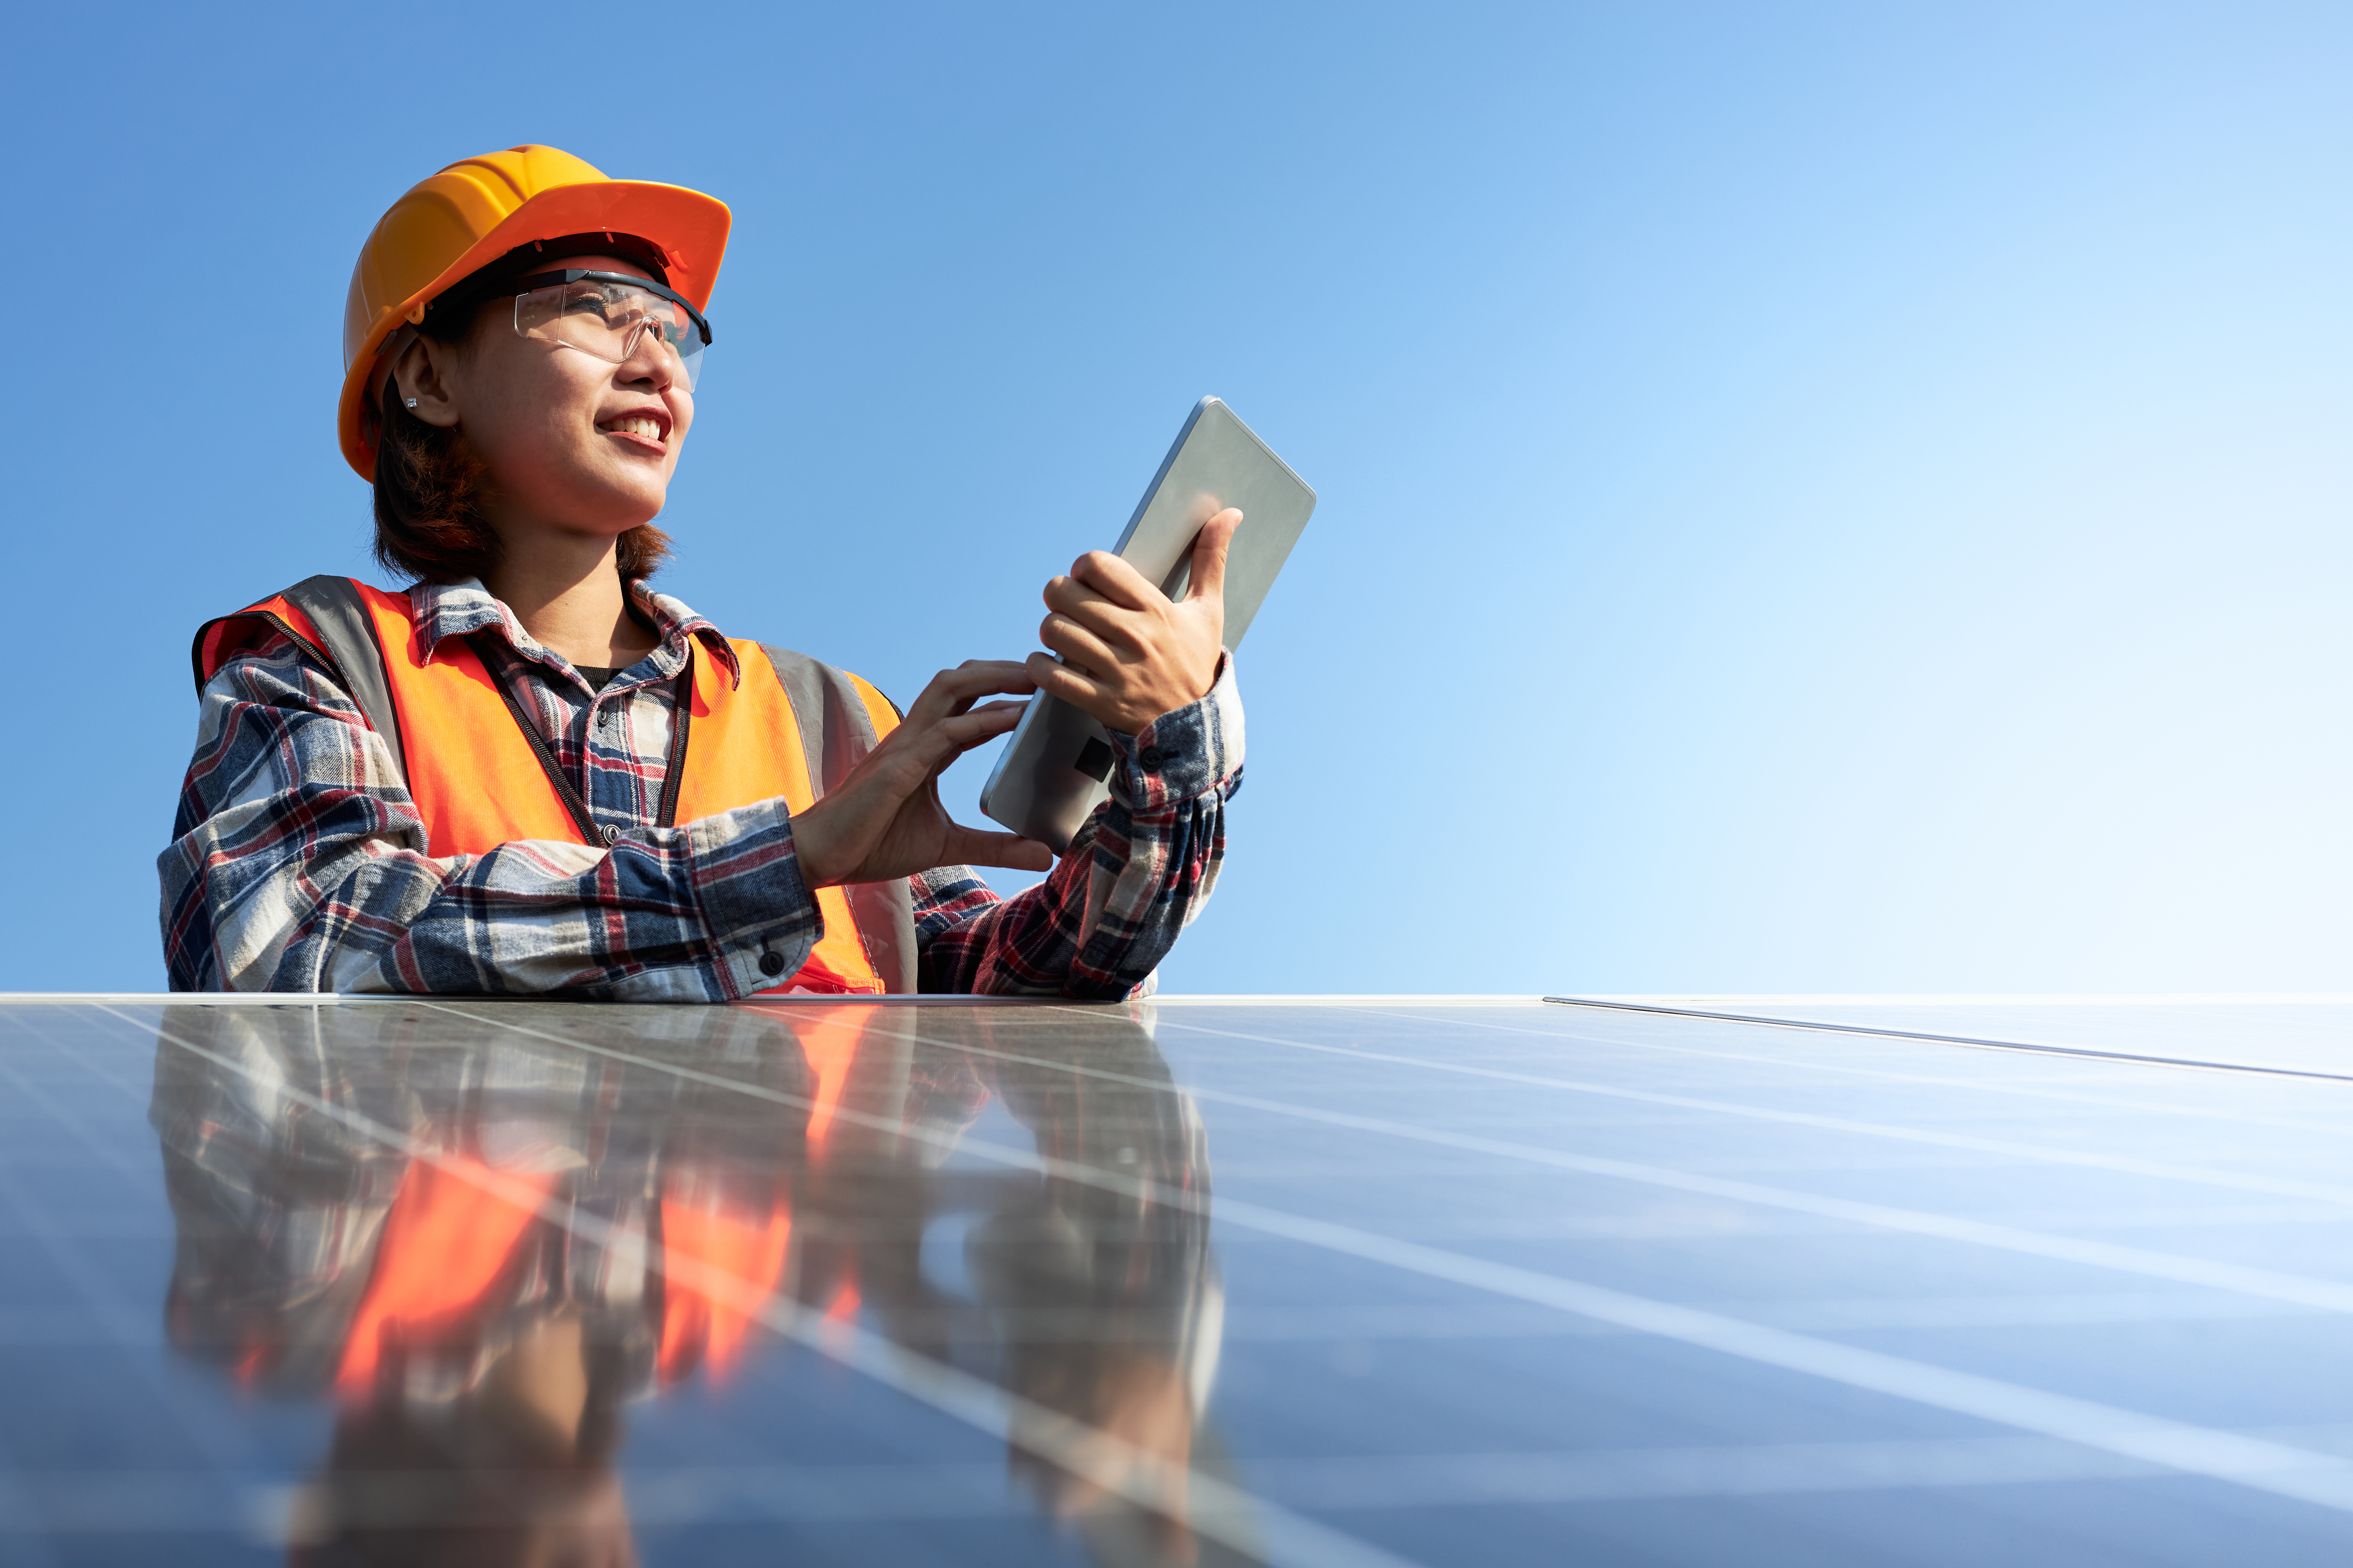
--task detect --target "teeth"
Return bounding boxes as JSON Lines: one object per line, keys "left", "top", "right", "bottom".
{"left": 604, "top": 415, "right": 663, "bottom": 441}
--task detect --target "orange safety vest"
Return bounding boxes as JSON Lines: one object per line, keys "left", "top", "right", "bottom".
{"left": 193, "top": 576, "right": 919, "bottom": 993}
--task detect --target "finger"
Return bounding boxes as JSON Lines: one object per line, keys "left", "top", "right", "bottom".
{"left": 1038, "top": 613, "right": 1128, "bottom": 675}
{"left": 880, "top": 700, "right": 1024, "bottom": 777}
{"left": 1043, "top": 573, "right": 1145, "bottom": 635}
{"left": 909, "top": 660, "right": 1038, "bottom": 722}
{"left": 949, "top": 699, "right": 1032, "bottom": 752}
{"left": 946, "top": 826, "right": 1055, "bottom": 871}
{"left": 1042, "top": 594, "right": 1152, "bottom": 670}
{"left": 934, "top": 698, "right": 1030, "bottom": 740}
{"left": 1184, "top": 508, "right": 1243, "bottom": 606}
{"left": 933, "top": 703, "right": 1028, "bottom": 756}
{"left": 1049, "top": 585, "right": 1157, "bottom": 653}
{"left": 1026, "top": 651, "right": 1103, "bottom": 707}
{"left": 1064, "top": 549, "right": 1159, "bottom": 612}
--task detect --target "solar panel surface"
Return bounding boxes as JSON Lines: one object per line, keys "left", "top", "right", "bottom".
{"left": 1, "top": 995, "right": 2348, "bottom": 1565}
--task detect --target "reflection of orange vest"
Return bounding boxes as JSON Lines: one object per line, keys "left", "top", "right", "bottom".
{"left": 336, "top": 1157, "right": 557, "bottom": 1393}
{"left": 193, "top": 576, "right": 917, "bottom": 993}
{"left": 336, "top": 1157, "right": 802, "bottom": 1394}
{"left": 657, "top": 1177, "right": 794, "bottom": 1383}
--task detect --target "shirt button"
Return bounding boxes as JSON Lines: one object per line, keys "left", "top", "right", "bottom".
{"left": 601, "top": 825, "right": 621, "bottom": 846}
{"left": 759, "top": 950, "right": 787, "bottom": 977}
{"left": 1137, "top": 746, "right": 1165, "bottom": 770}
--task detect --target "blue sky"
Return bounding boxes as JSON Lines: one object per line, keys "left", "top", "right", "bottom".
{"left": 9, "top": 2, "right": 2353, "bottom": 994}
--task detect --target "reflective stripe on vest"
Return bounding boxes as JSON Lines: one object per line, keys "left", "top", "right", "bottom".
{"left": 192, "top": 577, "right": 915, "bottom": 993}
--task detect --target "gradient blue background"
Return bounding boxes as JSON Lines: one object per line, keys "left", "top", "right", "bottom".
{"left": 8, "top": 3, "right": 2350, "bottom": 994}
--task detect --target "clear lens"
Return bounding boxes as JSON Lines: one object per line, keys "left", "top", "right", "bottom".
{"left": 513, "top": 278, "right": 706, "bottom": 389}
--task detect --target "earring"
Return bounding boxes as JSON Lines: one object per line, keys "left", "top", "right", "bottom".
{"left": 405, "top": 398, "right": 418, "bottom": 408}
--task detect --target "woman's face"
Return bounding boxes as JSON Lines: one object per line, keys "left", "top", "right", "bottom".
{"left": 399, "top": 254, "right": 695, "bottom": 545}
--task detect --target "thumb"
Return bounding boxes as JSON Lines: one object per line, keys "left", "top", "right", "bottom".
{"left": 1186, "top": 508, "right": 1242, "bottom": 607}
{"left": 946, "top": 826, "right": 1055, "bottom": 872}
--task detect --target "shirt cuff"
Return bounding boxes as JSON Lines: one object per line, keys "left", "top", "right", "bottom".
{"left": 682, "top": 798, "right": 822, "bottom": 998}
{"left": 1109, "top": 653, "right": 1244, "bottom": 811}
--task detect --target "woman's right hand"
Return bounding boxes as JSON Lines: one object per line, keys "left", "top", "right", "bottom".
{"left": 790, "top": 660, "right": 1054, "bottom": 888}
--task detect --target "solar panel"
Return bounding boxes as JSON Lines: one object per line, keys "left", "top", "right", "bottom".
{"left": 2, "top": 994, "right": 2348, "bottom": 1564}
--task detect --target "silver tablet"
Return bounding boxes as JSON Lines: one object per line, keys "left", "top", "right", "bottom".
{"left": 978, "top": 397, "right": 1317, "bottom": 853}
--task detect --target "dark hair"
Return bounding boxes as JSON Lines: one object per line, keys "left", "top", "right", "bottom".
{"left": 371, "top": 234, "right": 676, "bottom": 586}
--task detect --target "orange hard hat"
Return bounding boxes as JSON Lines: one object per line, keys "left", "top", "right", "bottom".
{"left": 338, "top": 144, "right": 732, "bottom": 480}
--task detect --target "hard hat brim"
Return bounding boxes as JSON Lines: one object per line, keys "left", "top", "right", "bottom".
{"left": 338, "top": 179, "right": 732, "bottom": 481}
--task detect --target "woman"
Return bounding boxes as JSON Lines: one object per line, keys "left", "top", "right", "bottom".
{"left": 161, "top": 145, "right": 1243, "bottom": 999}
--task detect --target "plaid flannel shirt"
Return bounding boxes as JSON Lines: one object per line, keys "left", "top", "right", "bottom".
{"left": 159, "top": 579, "right": 1242, "bottom": 999}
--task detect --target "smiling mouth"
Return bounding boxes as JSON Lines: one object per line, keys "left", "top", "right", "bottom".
{"left": 599, "top": 413, "right": 669, "bottom": 446}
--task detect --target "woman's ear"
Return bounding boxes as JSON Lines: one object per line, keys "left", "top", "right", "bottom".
{"left": 390, "top": 336, "right": 464, "bottom": 430}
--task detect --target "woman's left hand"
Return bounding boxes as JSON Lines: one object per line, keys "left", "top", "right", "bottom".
{"left": 791, "top": 661, "right": 1052, "bottom": 887}
{"left": 1028, "top": 509, "right": 1241, "bottom": 734}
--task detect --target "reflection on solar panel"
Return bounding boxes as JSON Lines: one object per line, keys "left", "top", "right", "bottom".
{"left": 1, "top": 994, "right": 2349, "bottom": 1564}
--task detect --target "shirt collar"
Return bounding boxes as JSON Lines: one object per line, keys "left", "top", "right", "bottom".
{"left": 408, "top": 577, "right": 743, "bottom": 687}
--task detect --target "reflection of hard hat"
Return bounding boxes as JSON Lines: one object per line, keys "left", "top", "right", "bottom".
{"left": 338, "top": 144, "right": 732, "bottom": 479}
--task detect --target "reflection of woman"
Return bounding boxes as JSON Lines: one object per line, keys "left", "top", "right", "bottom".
{"left": 160, "top": 143, "right": 1243, "bottom": 1000}
{"left": 151, "top": 1002, "right": 759, "bottom": 1564}
{"left": 149, "top": 999, "right": 1227, "bottom": 1565}
{"left": 289, "top": 1311, "right": 638, "bottom": 1568}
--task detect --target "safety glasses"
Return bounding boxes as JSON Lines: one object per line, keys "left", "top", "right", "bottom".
{"left": 511, "top": 270, "right": 712, "bottom": 389}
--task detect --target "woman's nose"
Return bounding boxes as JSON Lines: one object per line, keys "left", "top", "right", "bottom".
{"left": 617, "top": 323, "right": 677, "bottom": 389}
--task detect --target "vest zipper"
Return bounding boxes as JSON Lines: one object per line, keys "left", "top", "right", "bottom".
{"left": 655, "top": 658, "right": 693, "bottom": 829}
